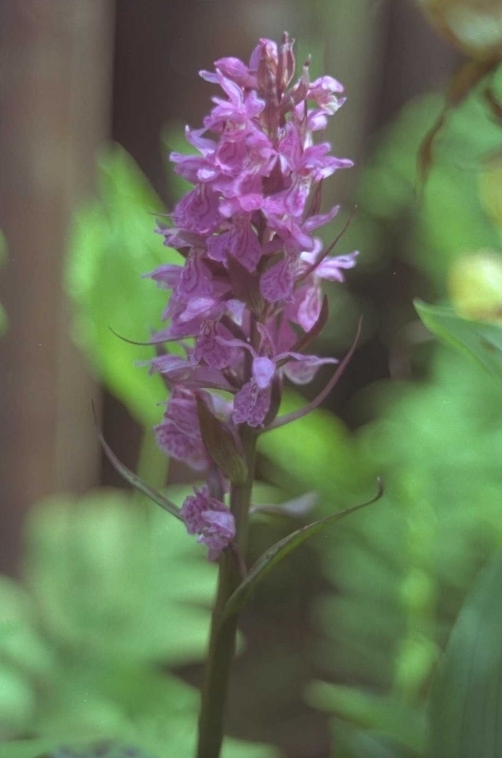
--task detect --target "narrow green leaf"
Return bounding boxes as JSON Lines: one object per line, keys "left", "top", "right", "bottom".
{"left": 219, "top": 480, "right": 383, "bottom": 623}
{"left": 429, "top": 552, "right": 502, "bottom": 758}
{"left": 92, "top": 404, "right": 181, "bottom": 519}
{"left": 415, "top": 299, "right": 502, "bottom": 382}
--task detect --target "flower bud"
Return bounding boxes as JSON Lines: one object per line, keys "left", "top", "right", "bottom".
{"left": 277, "top": 32, "right": 296, "bottom": 94}
{"left": 257, "top": 38, "right": 280, "bottom": 134}
{"left": 257, "top": 38, "right": 279, "bottom": 103}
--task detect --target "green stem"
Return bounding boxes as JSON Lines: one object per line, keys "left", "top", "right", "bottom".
{"left": 196, "top": 429, "right": 257, "bottom": 758}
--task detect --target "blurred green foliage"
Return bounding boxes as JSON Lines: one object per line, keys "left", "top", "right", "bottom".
{"left": 11, "top": 50, "right": 502, "bottom": 758}
{"left": 65, "top": 145, "right": 180, "bottom": 427}
{"left": 415, "top": 0, "right": 502, "bottom": 59}
{"left": 296, "top": 344, "right": 502, "bottom": 757}
{"left": 286, "top": 59, "right": 502, "bottom": 758}
{"left": 0, "top": 489, "right": 276, "bottom": 758}
{"left": 351, "top": 63, "right": 502, "bottom": 289}
{"left": 415, "top": 299, "right": 502, "bottom": 380}
{"left": 220, "top": 482, "right": 382, "bottom": 625}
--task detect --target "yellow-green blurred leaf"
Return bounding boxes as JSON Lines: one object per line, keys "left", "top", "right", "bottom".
{"left": 416, "top": 0, "right": 502, "bottom": 59}
{"left": 66, "top": 144, "right": 178, "bottom": 426}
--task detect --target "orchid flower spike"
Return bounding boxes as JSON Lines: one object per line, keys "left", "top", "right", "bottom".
{"left": 145, "top": 33, "right": 357, "bottom": 560}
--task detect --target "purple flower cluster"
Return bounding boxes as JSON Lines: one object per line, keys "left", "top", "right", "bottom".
{"left": 146, "top": 35, "right": 356, "bottom": 560}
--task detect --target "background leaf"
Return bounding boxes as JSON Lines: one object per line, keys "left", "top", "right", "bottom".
{"left": 259, "top": 392, "right": 367, "bottom": 501}
{"left": 0, "top": 488, "right": 277, "bottom": 758}
{"left": 280, "top": 344, "right": 502, "bottom": 755}
{"left": 429, "top": 552, "right": 502, "bottom": 758}
{"left": 351, "top": 64, "right": 502, "bottom": 290}
{"left": 65, "top": 144, "right": 179, "bottom": 426}
{"left": 306, "top": 682, "right": 426, "bottom": 756}
{"left": 221, "top": 483, "right": 381, "bottom": 622}
{"left": 23, "top": 488, "right": 214, "bottom": 666}
{"left": 415, "top": 299, "right": 502, "bottom": 381}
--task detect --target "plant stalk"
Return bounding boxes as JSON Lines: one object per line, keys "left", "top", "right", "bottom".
{"left": 196, "top": 428, "right": 257, "bottom": 758}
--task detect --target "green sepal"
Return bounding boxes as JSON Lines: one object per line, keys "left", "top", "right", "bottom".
{"left": 219, "top": 480, "right": 383, "bottom": 623}
{"left": 415, "top": 299, "right": 502, "bottom": 382}
{"left": 196, "top": 395, "right": 248, "bottom": 486}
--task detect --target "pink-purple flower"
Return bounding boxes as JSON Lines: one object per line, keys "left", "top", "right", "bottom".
{"left": 180, "top": 486, "right": 236, "bottom": 561}
{"left": 146, "top": 34, "right": 357, "bottom": 560}
{"left": 154, "top": 387, "right": 209, "bottom": 471}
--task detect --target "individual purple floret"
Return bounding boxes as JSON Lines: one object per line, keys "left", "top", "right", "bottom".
{"left": 146, "top": 33, "right": 357, "bottom": 560}
{"left": 180, "top": 486, "right": 236, "bottom": 561}
{"left": 154, "top": 387, "right": 209, "bottom": 471}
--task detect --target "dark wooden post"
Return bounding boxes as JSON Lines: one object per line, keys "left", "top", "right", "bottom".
{"left": 0, "top": 1, "right": 115, "bottom": 574}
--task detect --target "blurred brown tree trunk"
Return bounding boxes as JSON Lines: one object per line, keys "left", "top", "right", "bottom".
{"left": 0, "top": 0, "right": 115, "bottom": 574}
